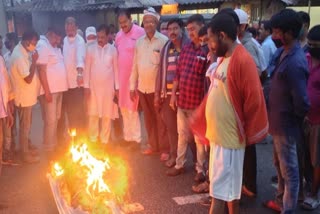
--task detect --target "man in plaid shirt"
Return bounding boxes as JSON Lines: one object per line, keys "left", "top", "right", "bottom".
{"left": 166, "top": 14, "right": 208, "bottom": 183}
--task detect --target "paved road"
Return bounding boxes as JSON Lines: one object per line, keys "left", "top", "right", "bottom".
{"left": 0, "top": 105, "right": 320, "bottom": 214}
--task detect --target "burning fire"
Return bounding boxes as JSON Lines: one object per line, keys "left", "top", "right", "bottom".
{"left": 70, "top": 144, "right": 111, "bottom": 197}
{"left": 51, "top": 129, "right": 128, "bottom": 212}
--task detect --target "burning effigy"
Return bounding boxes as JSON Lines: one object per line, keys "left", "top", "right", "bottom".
{"left": 48, "top": 130, "right": 143, "bottom": 214}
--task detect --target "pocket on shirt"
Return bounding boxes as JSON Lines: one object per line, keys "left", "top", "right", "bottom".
{"left": 151, "top": 50, "right": 161, "bottom": 65}
{"left": 193, "top": 56, "right": 207, "bottom": 73}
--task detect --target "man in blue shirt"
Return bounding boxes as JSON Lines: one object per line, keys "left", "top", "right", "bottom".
{"left": 265, "top": 9, "right": 310, "bottom": 214}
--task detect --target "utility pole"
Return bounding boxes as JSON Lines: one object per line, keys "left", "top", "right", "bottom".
{"left": 308, "top": 0, "right": 311, "bottom": 14}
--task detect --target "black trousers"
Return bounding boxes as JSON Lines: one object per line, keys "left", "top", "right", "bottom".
{"left": 160, "top": 96, "right": 178, "bottom": 158}
{"left": 138, "top": 91, "right": 169, "bottom": 153}
{"left": 243, "top": 144, "right": 257, "bottom": 194}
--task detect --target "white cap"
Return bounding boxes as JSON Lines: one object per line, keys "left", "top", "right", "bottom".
{"left": 143, "top": 7, "right": 160, "bottom": 21}
{"left": 234, "top": 8, "right": 248, "bottom": 24}
{"left": 85, "top": 26, "right": 96, "bottom": 38}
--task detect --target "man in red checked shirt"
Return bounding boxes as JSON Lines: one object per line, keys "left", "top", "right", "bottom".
{"left": 166, "top": 14, "right": 208, "bottom": 183}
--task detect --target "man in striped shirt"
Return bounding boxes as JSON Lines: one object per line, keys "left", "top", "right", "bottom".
{"left": 155, "top": 18, "right": 190, "bottom": 167}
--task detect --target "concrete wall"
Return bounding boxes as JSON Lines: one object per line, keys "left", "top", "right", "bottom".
{"left": 31, "top": 10, "right": 117, "bottom": 36}
{"left": 0, "top": 0, "right": 7, "bottom": 37}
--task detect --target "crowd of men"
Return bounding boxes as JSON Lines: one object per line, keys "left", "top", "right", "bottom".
{"left": 0, "top": 5, "right": 320, "bottom": 214}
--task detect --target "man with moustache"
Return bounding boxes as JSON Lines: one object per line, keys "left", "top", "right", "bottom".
{"left": 206, "top": 13, "right": 268, "bottom": 214}
{"left": 155, "top": 18, "right": 190, "bottom": 167}
{"left": 115, "top": 9, "right": 145, "bottom": 148}
{"left": 130, "top": 7, "right": 169, "bottom": 156}
{"left": 166, "top": 14, "right": 208, "bottom": 183}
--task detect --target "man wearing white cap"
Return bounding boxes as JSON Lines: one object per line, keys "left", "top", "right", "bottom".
{"left": 234, "top": 8, "right": 267, "bottom": 198}
{"left": 115, "top": 9, "right": 145, "bottom": 149}
{"left": 85, "top": 26, "right": 97, "bottom": 45}
{"left": 130, "top": 7, "right": 169, "bottom": 157}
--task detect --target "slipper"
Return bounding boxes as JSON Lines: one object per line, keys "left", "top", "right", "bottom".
{"left": 302, "top": 197, "right": 320, "bottom": 210}
{"left": 263, "top": 200, "right": 282, "bottom": 213}
{"left": 192, "top": 181, "right": 209, "bottom": 194}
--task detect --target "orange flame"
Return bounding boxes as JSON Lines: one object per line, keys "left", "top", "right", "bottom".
{"left": 70, "top": 144, "right": 111, "bottom": 197}
{"left": 53, "top": 163, "right": 64, "bottom": 177}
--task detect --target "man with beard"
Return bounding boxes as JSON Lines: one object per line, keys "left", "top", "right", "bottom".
{"left": 206, "top": 13, "right": 268, "bottom": 214}
{"left": 115, "top": 9, "right": 145, "bottom": 149}
{"left": 155, "top": 18, "right": 189, "bottom": 166}
{"left": 166, "top": 14, "right": 208, "bottom": 183}
{"left": 264, "top": 9, "right": 310, "bottom": 213}
{"left": 129, "top": 7, "right": 168, "bottom": 156}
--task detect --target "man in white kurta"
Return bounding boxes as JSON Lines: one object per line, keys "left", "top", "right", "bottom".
{"left": 63, "top": 17, "right": 86, "bottom": 132}
{"left": 84, "top": 25, "right": 119, "bottom": 144}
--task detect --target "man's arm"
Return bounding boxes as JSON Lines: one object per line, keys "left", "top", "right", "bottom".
{"left": 129, "top": 44, "right": 139, "bottom": 101}
{"left": 76, "top": 39, "right": 86, "bottom": 86}
{"left": 24, "top": 51, "right": 38, "bottom": 84}
{"left": 288, "top": 63, "right": 310, "bottom": 119}
{"left": 37, "top": 64, "right": 52, "bottom": 102}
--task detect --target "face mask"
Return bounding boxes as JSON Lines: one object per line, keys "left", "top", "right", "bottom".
{"left": 87, "top": 39, "right": 95, "bottom": 44}
{"left": 68, "top": 36, "right": 76, "bottom": 43}
{"left": 27, "top": 44, "right": 36, "bottom": 52}
{"left": 4, "top": 41, "right": 13, "bottom": 50}
{"left": 309, "top": 47, "right": 320, "bottom": 60}
{"left": 272, "top": 38, "right": 283, "bottom": 48}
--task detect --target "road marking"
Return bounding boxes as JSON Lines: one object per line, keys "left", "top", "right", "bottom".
{"left": 173, "top": 193, "right": 210, "bottom": 205}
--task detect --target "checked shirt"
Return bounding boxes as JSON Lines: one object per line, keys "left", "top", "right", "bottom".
{"left": 175, "top": 42, "right": 209, "bottom": 110}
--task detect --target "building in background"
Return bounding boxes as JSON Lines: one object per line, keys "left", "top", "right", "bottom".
{"left": 4, "top": 0, "right": 317, "bottom": 36}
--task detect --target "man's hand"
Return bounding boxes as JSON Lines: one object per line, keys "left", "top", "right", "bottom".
{"left": 84, "top": 88, "right": 91, "bottom": 99}
{"left": 154, "top": 94, "right": 162, "bottom": 111}
{"left": 169, "top": 94, "right": 177, "bottom": 111}
{"left": 31, "top": 50, "right": 39, "bottom": 64}
{"left": 77, "top": 68, "right": 84, "bottom": 87}
{"left": 6, "top": 113, "right": 14, "bottom": 128}
{"left": 130, "top": 90, "right": 137, "bottom": 102}
{"left": 45, "top": 92, "right": 53, "bottom": 103}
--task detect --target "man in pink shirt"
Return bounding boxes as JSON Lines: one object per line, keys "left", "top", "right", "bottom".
{"left": 115, "top": 10, "right": 145, "bottom": 148}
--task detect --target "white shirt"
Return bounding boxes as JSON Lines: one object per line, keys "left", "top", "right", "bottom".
{"left": 63, "top": 34, "right": 86, "bottom": 89}
{"left": 3, "top": 51, "right": 12, "bottom": 72}
{"left": 10, "top": 43, "right": 40, "bottom": 107}
{"left": 37, "top": 35, "right": 68, "bottom": 95}
{"left": 261, "top": 35, "right": 277, "bottom": 67}
{"left": 130, "top": 31, "right": 168, "bottom": 93}
{"left": 0, "top": 56, "right": 14, "bottom": 118}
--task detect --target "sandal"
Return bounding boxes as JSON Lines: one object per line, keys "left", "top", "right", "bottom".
{"left": 165, "top": 158, "right": 176, "bottom": 168}
{"left": 302, "top": 197, "right": 320, "bottom": 210}
{"left": 263, "top": 200, "right": 282, "bottom": 213}
{"left": 192, "top": 181, "right": 209, "bottom": 194}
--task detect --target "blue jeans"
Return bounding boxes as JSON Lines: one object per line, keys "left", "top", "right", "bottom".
{"left": 273, "top": 131, "right": 300, "bottom": 214}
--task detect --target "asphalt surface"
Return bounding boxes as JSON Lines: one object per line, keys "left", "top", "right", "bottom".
{"left": 0, "top": 105, "right": 320, "bottom": 214}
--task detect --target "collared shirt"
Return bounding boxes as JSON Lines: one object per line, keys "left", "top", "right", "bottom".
{"left": 130, "top": 31, "right": 168, "bottom": 93}
{"left": 268, "top": 42, "right": 310, "bottom": 135}
{"left": 241, "top": 32, "right": 267, "bottom": 75}
{"left": 3, "top": 51, "right": 12, "bottom": 72}
{"left": 37, "top": 35, "right": 68, "bottom": 95}
{"left": 63, "top": 34, "right": 86, "bottom": 89}
{"left": 261, "top": 35, "right": 277, "bottom": 67}
{"left": 10, "top": 43, "right": 40, "bottom": 107}
{"left": 175, "top": 41, "right": 208, "bottom": 110}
